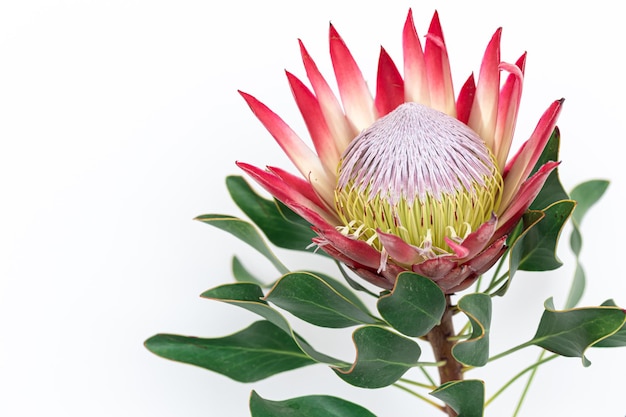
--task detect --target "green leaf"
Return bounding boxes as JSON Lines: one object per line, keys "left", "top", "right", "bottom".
{"left": 513, "top": 200, "right": 575, "bottom": 271}
{"left": 144, "top": 320, "right": 314, "bottom": 382}
{"left": 452, "top": 293, "right": 492, "bottom": 367}
{"left": 594, "top": 300, "right": 626, "bottom": 347}
{"left": 376, "top": 272, "right": 446, "bottom": 337}
{"left": 304, "top": 270, "right": 371, "bottom": 312}
{"left": 195, "top": 214, "right": 289, "bottom": 274}
{"left": 333, "top": 326, "right": 421, "bottom": 388}
{"left": 226, "top": 175, "right": 319, "bottom": 253}
{"left": 565, "top": 179, "right": 609, "bottom": 308}
{"left": 201, "top": 283, "right": 340, "bottom": 364}
{"left": 529, "top": 128, "right": 570, "bottom": 210}
{"left": 570, "top": 180, "right": 609, "bottom": 226}
{"left": 564, "top": 263, "right": 585, "bottom": 310}
{"left": 265, "top": 271, "right": 379, "bottom": 328}
{"left": 493, "top": 211, "right": 543, "bottom": 296}
{"left": 530, "top": 298, "right": 626, "bottom": 366}
{"left": 231, "top": 256, "right": 265, "bottom": 285}
{"left": 249, "top": 391, "right": 377, "bottom": 417}
{"left": 430, "top": 380, "right": 485, "bottom": 417}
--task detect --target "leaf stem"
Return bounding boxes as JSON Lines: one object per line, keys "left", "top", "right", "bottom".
{"left": 392, "top": 383, "right": 446, "bottom": 412}
{"left": 419, "top": 366, "right": 438, "bottom": 387}
{"left": 398, "top": 377, "right": 437, "bottom": 390}
{"left": 486, "top": 340, "right": 534, "bottom": 363}
{"left": 484, "top": 352, "right": 557, "bottom": 407}
{"left": 512, "top": 350, "right": 552, "bottom": 417}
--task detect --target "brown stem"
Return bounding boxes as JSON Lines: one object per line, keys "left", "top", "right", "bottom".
{"left": 427, "top": 295, "right": 463, "bottom": 417}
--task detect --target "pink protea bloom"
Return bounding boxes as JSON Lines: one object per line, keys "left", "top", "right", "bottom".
{"left": 237, "top": 9, "right": 562, "bottom": 294}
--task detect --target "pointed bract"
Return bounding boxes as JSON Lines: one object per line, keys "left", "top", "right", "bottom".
{"left": 238, "top": 11, "right": 563, "bottom": 294}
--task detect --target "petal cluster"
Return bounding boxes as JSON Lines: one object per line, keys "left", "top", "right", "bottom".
{"left": 238, "top": 9, "right": 562, "bottom": 293}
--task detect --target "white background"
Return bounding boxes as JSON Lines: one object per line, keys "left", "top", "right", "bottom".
{"left": 1, "top": 1, "right": 625, "bottom": 416}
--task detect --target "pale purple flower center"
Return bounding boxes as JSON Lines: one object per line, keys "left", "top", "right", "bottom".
{"left": 337, "top": 102, "right": 495, "bottom": 206}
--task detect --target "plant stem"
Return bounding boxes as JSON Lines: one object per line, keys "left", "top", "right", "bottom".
{"left": 484, "top": 352, "right": 557, "bottom": 407}
{"left": 427, "top": 295, "right": 462, "bottom": 417}
{"left": 392, "top": 383, "right": 446, "bottom": 412}
{"left": 512, "top": 350, "right": 549, "bottom": 417}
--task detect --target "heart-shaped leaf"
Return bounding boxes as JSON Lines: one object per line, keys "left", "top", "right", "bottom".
{"left": 249, "top": 391, "right": 377, "bottom": 417}
{"left": 265, "top": 271, "right": 379, "bottom": 328}
{"left": 333, "top": 326, "right": 421, "bottom": 388}
{"left": 452, "top": 293, "right": 492, "bottom": 367}
{"left": 376, "top": 272, "right": 446, "bottom": 337}
{"left": 530, "top": 298, "right": 626, "bottom": 366}
{"left": 201, "top": 282, "right": 340, "bottom": 364}
{"left": 195, "top": 214, "right": 289, "bottom": 274}
{"left": 226, "top": 175, "right": 320, "bottom": 253}
{"left": 430, "top": 379, "right": 485, "bottom": 417}
{"left": 144, "top": 320, "right": 314, "bottom": 382}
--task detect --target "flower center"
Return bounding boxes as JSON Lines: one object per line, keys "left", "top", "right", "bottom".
{"left": 334, "top": 102, "right": 503, "bottom": 254}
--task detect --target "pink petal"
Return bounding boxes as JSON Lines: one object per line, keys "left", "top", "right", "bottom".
{"left": 493, "top": 53, "right": 526, "bottom": 169}
{"left": 238, "top": 91, "right": 335, "bottom": 200}
{"left": 468, "top": 28, "right": 502, "bottom": 151}
{"left": 313, "top": 226, "right": 382, "bottom": 270}
{"left": 329, "top": 24, "right": 376, "bottom": 131}
{"left": 375, "top": 46, "right": 405, "bottom": 117}
{"left": 446, "top": 239, "right": 507, "bottom": 293}
{"left": 456, "top": 73, "right": 476, "bottom": 124}
{"left": 299, "top": 40, "right": 356, "bottom": 150}
{"left": 236, "top": 161, "right": 338, "bottom": 227}
{"left": 500, "top": 99, "right": 563, "bottom": 210}
{"left": 464, "top": 235, "right": 507, "bottom": 274}
{"left": 402, "top": 8, "right": 430, "bottom": 105}
{"left": 444, "top": 237, "right": 470, "bottom": 258}
{"left": 424, "top": 11, "right": 456, "bottom": 116}
{"left": 456, "top": 213, "right": 497, "bottom": 260}
{"left": 435, "top": 265, "right": 470, "bottom": 292}
{"left": 412, "top": 256, "right": 456, "bottom": 280}
{"left": 266, "top": 165, "right": 328, "bottom": 210}
{"left": 349, "top": 266, "right": 395, "bottom": 290}
{"left": 496, "top": 161, "right": 560, "bottom": 234}
{"left": 285, "top": 71, "right": 341, "bottom": 173}
{"left": 377, "top": 229, "right": 422, "bottom": 265}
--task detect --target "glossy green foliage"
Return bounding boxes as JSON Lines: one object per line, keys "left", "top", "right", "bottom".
{"left": 565, "top": 179, "right": 609, "bottom": 308}
{"left": 431, "top": 380, "right": 485, "bottom": 417}
{"left": 201, "top": 282, "right": 339, "bottom": 364}
{"left": 513, "top": 200, "right": 575, "bottom": 271}
{"left": 377, "top": 272, "right": 446, "bottom": 337}
{"left": 452, "top": 294, "right": 492, "bottom": 367}
{"left": 529, "top": 128, "right": 569, "bottom": 210}
{"left": 249, "top": 391, "right": 377, "bottom": 417}
{"left": 265, "top": 271, "right": 378, "bottom": 328}
{"left": 225, "top": 175, "right": 320, "bottom": 253}
{"left": 333, "top": 326, "right": 421, "bottom": 388}
{"left": 531, "top": 298, "right": 626, "bottom": 366}
{"left": 195, "top": 214, "right": 289, "bottom": 274}
{"left": 594, "top": 300, "right": 626, "bottom": 347}
{"left": 144, "top": 321, "right": 314, "bottom": 382}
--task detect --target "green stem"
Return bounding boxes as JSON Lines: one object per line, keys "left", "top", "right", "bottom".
{"left": 483, "top": 271, "right": 510, "bottom": 294}
{"left": 398, "top": 377, "right": 437, "bottom": 390}
{"left": 485, "top": 352, "right": 557, "bottom": 407}
{"left": 392, "top": 383, "right": 445, "bottom": 412}
{"left": 419, "top": 366, "right": 438, "bottom": 387}
{"left": 487, "top": 341, "right": 534, "bottom": 363}
{"left": 512, "top": 350, "right": 550, "bottom": 417}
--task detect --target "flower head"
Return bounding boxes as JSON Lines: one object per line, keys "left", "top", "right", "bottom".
{"left": 238, "top": 9, "right": 562, "bottom": 293}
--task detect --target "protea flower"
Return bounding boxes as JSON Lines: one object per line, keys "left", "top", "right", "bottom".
{"left": 237, "top": 9, "right": 562, "bottom": 294}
